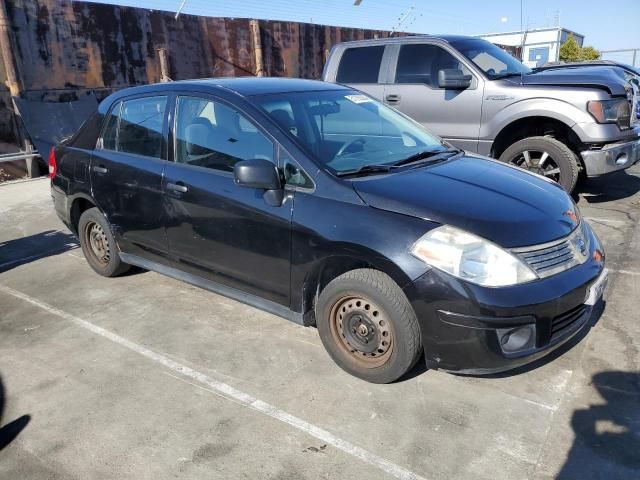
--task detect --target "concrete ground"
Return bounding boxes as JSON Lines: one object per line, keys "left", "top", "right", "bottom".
{"left": 1, "top": 169, "right": 639, "bottom": 480}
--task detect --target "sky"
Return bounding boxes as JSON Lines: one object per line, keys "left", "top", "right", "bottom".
{"left": 87, "top": 0, "right": 640, "bottom": 51}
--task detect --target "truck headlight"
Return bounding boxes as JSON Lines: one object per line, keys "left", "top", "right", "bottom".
{"left": 410, "top": 226, "right": 538, "bottom": 287}
{"left": 587, "top": 99, "right": 631, "bottom": 129}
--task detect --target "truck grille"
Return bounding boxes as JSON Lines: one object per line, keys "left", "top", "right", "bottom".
{"left": 511, "top": 223, "right": 590, "bottom": 278}
{"left": 551, "top": 304, "right": 588, "bottom": 341}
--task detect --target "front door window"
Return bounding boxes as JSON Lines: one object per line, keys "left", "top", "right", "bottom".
{"left": 174, "top": 96, "right": 274, "bottom": 172}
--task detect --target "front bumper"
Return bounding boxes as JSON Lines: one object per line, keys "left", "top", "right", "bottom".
{"left": 580, "top": 138, "right": 640, "bottom": 176}
{"left": 403, "top": 224, "right": 606, "bottom": 374}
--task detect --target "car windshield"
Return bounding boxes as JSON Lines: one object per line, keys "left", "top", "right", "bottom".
{"left": 255, "top": 90, "right": 446, "bottom": 174}
{"left": 450, "top": 38, "right": 531, "bottom": 80}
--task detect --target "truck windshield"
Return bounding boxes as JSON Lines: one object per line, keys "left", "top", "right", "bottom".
{"left": 450, "top": 38, "right": 531, "bottom": 80}
{"left": 255, "top": 90, "right": 446, "bottom": 175}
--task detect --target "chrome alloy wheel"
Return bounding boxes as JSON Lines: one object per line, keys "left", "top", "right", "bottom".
{"left": 510, "top": 149, "right": 561, "bottom": 182}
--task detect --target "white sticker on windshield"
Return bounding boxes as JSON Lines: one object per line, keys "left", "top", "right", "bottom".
{"left": 345, "top": 94, "right": 372, "bottom": 104}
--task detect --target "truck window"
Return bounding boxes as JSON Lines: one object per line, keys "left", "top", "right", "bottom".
{"left": 336, "top": 46, "right": 385, "bottom": 84}
{"left": 395, "top": 44, "right": 468, "bottom": 87}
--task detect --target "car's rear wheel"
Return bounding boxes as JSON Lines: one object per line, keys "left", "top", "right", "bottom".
{"left": 316, "top": 269, "right": 422, "bottom": 383}
{"left": 498, "top": 136, "right": 579, "bottom": 192}
{"left": 78, "top": 207, "right": 130, "bottom": 277}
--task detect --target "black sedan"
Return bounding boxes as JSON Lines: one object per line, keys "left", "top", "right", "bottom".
{"left": 50, "top": 78, "right": 607, "bottom": 383}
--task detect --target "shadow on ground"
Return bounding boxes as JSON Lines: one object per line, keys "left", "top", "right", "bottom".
{"left": 0, "top": 230, "right": 78, "bottom": 273}
{"left": 0, "top": 376, "right": 30, "bottom": 452}
{"left": 576, "top": 170, "right": 640, "bottom": 204}
{"left": 557, "top": 370, "right": 640, "bottom": 479}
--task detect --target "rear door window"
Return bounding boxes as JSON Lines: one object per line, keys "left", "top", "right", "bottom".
{"left": 117, "top": 96, "right": 167, "bottom": 158}
{"left": 336, "top": 46, "right": 385, "bottom": 84}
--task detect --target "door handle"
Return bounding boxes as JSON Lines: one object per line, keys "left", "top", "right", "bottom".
{"left": 166, "top": 182, "right": 188, "bottom": 193}
{"left": 385, "top": 94, "right": 401, "bottom": 104}
{"left": 92, "top": 165, "right": 108, "bottom": 174}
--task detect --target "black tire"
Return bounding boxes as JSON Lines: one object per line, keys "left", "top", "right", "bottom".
{"left": 78, "top": 207, "right": 130, "bottom": 277}
{"left": 316, "top": 269, "right": 422, "bottom": 383}
{"left": 498, "top": 136, "right": 579, "bottom": 192}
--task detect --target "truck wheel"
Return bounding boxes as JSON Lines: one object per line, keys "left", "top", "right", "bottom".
{"left": 316, "top": 269, "right": 422, "bottom": 383}
{"left": 78, "top": 207, "right": 130, "bottom": 277}
{"left": 499, "top": 136, "right": 579, "bottom": 192}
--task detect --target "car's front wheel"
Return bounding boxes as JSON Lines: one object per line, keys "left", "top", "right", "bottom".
{"left": 316, "top": 269, "right": 422, "bottom": 383}
{"left": 499, "top": 136, "right": 579, "bottom": 192}
{"left": 78, "top": 207, "right": 130, "bottom": 277}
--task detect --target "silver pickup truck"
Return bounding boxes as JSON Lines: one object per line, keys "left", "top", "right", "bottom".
{"left": 322, "top": 35, "right": 640, "bottom": 191}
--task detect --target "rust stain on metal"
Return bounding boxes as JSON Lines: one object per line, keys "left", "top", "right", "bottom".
{"left": 0, "top": 0, "right": 401, "bottom": 150}
{"left": 5, "top": 0, "right": 398, "bottom": 88}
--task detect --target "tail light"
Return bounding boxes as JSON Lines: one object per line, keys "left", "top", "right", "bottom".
{"left": 48, "top": 147, "right": 57, "bottom": 178}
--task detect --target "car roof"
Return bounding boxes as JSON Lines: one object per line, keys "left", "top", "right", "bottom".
{"left": 105, "top": 77, "right": 349, "bottom": 103}
{"left": 332, "top": 34, "right": 476, "bottom": 47}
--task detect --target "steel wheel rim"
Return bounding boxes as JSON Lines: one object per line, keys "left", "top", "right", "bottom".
{"left": 329, "top": 295, "right": 393, "bottom": 368}
{"left": 85, "top": 221, "right": 110, "bottom": 265}
{"left": 510, "top": 149, "right": 561, "bottom": 182}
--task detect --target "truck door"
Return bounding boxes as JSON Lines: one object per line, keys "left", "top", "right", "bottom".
{"left": 383, "top": 43, "right": 484, "bottom": 152}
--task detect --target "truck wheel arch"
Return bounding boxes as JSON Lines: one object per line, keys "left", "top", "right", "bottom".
{"left": 490, "top": 115, "right": 584, "bottom": 163}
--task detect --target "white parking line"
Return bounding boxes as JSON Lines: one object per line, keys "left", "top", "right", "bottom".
{"left": 0, "top": 284, "right": 427, "bottom": 480}
{"left": 584, "top": 217, "right": 629, "bottom": 225}
{"left": 611, "top": 269, "right": 640, "bottom": 277}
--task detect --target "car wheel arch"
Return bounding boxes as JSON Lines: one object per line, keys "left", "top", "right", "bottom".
{"left": 69, "top": 195, "right": 100, "bottom": 234}
{"left": 300, "top": 252, "right": 413, "bottom": 326}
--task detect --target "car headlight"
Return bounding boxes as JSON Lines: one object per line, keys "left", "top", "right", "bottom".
{"left": 587, "top": 99, "right": 631, "bottom": 129}
{"left": 410, "top": 225, "right": 538, "bottom": 287}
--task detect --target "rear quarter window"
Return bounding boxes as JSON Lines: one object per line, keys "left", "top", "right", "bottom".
{"left": 68, "top": 111, "right": 105, "bottom": 150}
{"left": 336, "top": 46, "right": 385, "bottom": 84}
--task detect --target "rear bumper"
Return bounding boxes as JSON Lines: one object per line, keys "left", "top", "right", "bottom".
{"left": 580, "top": 138, "right": 640, "bottom": 176}
{"left": 403, "top": 224, "right": 606, "bottom": 374}
{"left": 51, "top": 182, "right": 73, "bottom": 231}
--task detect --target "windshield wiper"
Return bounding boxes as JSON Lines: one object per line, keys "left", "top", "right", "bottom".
{"left": 392, "top": 148, "right": 463, "bottom": 168}
{"left": 335, "top": 148, "right": 462, "bottom": 178}
{"left": 335, "top": 164, "right": 393, "bottom": 178}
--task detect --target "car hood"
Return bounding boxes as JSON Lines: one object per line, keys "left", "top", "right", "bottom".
{"left": 517, "top": 66, "right": 628, "bottom": 96}
{"left": 351, "top": 156, "right": 579, "bottom": 249}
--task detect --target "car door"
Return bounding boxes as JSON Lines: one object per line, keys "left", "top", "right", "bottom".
{"left": 162, "top": 93, "right": 292, "bottom": 306}
{"left": 383, "top": 42, "right": 484, "bottom": 152}
{"left": 90, "top": 94, "right": 169, "bottom": 259}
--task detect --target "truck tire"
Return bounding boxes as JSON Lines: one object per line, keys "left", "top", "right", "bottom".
{"left": 498, "top": 136, "right": 579, "bottom": 192}
{"left": 78, "top": 207, "right": 130, "bottom": 277}
{"left": 316, "top": 269, "right": 422, "bottom": 383}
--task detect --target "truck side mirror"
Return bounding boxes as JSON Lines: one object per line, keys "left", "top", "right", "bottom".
{"left": 438, "top": 69, "right": 472, "bottom": 89}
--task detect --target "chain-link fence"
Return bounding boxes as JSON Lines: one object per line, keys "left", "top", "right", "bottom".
{"left": 600, "top": 49, "right": 640, "bottom": 68}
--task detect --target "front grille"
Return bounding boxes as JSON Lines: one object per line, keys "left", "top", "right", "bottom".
{"left": 551, "top": 304, "right": 588, "bottom": 341}
{"left": 511, "top": 223, "right": 590, "bottom": 279}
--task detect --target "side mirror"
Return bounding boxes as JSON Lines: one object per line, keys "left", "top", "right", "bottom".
{"left": 233, "top": 159, "right": 281, "bottom": 190}
{"left": 438, "top": 69, "right": 472, "bottom": 89}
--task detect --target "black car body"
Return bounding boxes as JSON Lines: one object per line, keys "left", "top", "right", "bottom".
{"left": 50, "top": 78, "right": 607, "bottom": 382}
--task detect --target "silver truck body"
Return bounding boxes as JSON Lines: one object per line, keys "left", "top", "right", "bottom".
{"left": 322, "top": 35, "right": 640, "bottom": 179}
